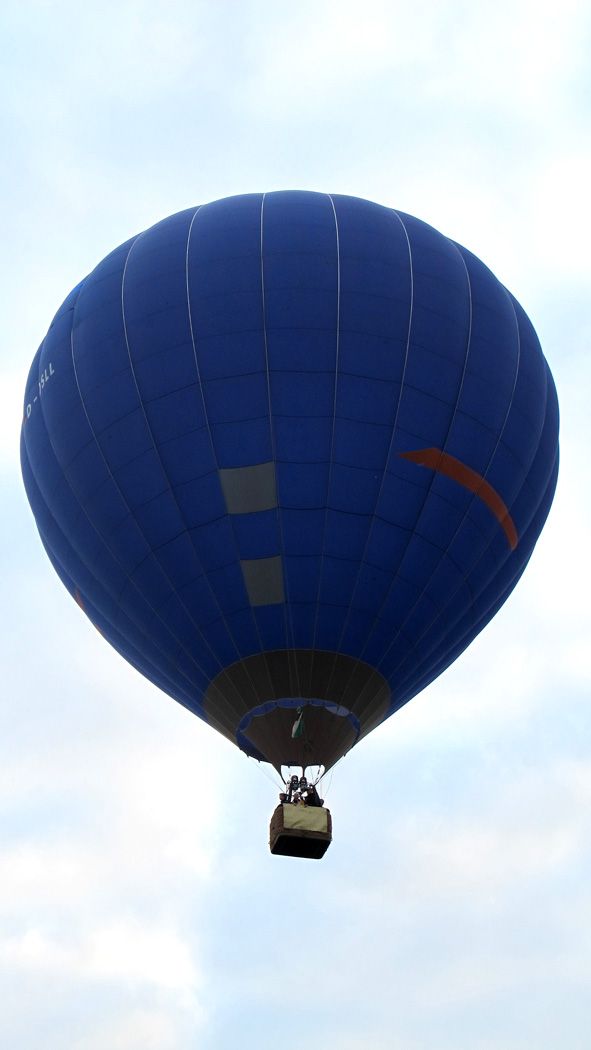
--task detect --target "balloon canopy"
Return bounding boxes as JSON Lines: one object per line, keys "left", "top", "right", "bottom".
{"left": 21, "top": 192, "right": 559, "bottom": 773}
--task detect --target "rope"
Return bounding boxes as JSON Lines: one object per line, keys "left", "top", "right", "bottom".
{"left": 249, "top": 757, "right": 284, "bottom": 791}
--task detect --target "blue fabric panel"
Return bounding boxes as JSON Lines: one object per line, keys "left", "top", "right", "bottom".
{"left": 507, "top": 389, "right": 559, "bottom": 537}
{"left": 224, "top": 609, "right": 261, "bottom": 658}
{"left": 143, "top": 388, "right": 205, "bottom": 445}
{"left": 396, "top": 389, "right": 457, "bottom": 448}
{"left": 271, "top": 370, "right": 334, "bottom": 418}
{"left": 277, "top": 461, "right": 330, "bottom": 508}
{"left": 314, "top": 603, "right": 348, "bottom": 652}
{"left": 365, "top": 518, "right": 413, "bottom": 573}
{"left": 198, "top": 617, "right": 240, "bottom": 667}
{"left": 263, "top": 192, "right": 338, "bottom": 643}
{"left": 376, "top": 470, "right": 431, "bottom": 529}
{"left": 232, "top": 509, "right": 281, "bottom": 560}
{"left": 318, "top": 557, "right": 360, "bottom": 606}
{"left": 211, "top": 418, "right": 272, "bottom": 468}
{"left": 206, "top": 560, "right": 249, "bottom": 614}
{"left": 289, "top": 602, "right": 317, "bottom": 649}
{"left": 21, "top": 413, "right": 217, "bottom": 693}
{"left": 174, "top": 473, "right": 226, "bottom": 528}
{"left": 324, "top": 510, "right": 373, "bottom": 561}
{"left": 187, "top": 195, "right": 271, "bottom": 474}
{"left": 275, "top": 416, "right": 332, "bottom": 462}
{"left": 410, "top": 494, "right": 466, "bottom": 551}
{"left": 351, "top": 562, "right": 394, "bottom": 612}
{"left": 329, "top": 464, "right": 382, "bottom": 515}
{"left": 281, "top": 507, "right": 325, "bottom": 557}
{"left": 337, "top": 373, "right": 399, "bottom": 426}
{"left": 285, "top": 556, "right": 322, "bottom": 603}
{"left": 335, "top": 195, "right": 411, "bottom": 344}
{"left": 339, "top": 331, "right": 407, "bottom": 382}
{"left": 42, "top": 537, "right": 206, "bottom": 706}
{"left": 397, "top": 531, "right": 451, "bottom": 591}
{"left": 157, "top": 429, "right": 214, "bottom": 487}
{"left": 391, "top": 455, "right": 559, "bottom": 706}
{"left": 333, "top": 417, "right": 392, "bottom": 471}
{"left": 254, "top": 605, "right": 288, "bottom": 651}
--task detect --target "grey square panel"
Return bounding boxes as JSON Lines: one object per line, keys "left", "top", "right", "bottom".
{"left": 219, "top": 461, "right": 277, "bottom": 514}
{"left": 241, "top": 555, "right": 284, "bottom": 606}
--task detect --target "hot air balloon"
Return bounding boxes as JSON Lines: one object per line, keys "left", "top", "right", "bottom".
{"left": 21, "top": 192, "right": 559, "bottom": 858}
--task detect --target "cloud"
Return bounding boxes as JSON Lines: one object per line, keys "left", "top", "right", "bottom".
{"left": 3, "top": 1, "right": 213, "bottom": 108}
{"left": 72, "top": 1009, "right": 185, "bottom": 1050}
{"left": 241, "top": 0, "right": 588, "bottom": 122}
{"left": 0, "top": 920, "right": 199, "bottom": 992}
{"left": 0, "top": 369, "right": 25, "bottom": 474}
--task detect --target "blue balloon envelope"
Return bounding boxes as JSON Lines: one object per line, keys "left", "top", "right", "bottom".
{"left": 21, "top": 192, "right": 559, "bottom": 772}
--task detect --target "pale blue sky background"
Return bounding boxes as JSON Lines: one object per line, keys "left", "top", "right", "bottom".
{"left": 1, "top": 2, "right": 590, "bottom": 1047}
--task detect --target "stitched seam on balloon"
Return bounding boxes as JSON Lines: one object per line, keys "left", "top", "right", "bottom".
{"left": 66, "top": 453, "right": 521, "bottom": 551}
{"left": 390, "top": 450, "right": 558, "bottom": 706}
{"left": 375, "top": 258, "right": 527, "bottom": 680}
{"left": 29, "top": 290, "right": 214, "bottom": 702}
{"left": 25, "top": 286, "right": 212, "bottom": 693}
{"left": 383, "top": 302, "right": 555, "bottom": 689}
{"left": 259, "top": 192, "right": 301, "bottom": 701}
{"left": 184, "top": 200, "right": 280, "bottom": 715}
{"left": 118, "top": 226, "right": 250, "bottom": 678}
{"left": 75, "top": 383, "right": 523, "bottom": 458}
{"left": 356, "top": 233, "right": 476, "bottom": 674}
{"left": 386, "top": 282, "right": 531, "bottom": 665}
{"left": 90, "top": 213, "right": 269, "bottom": 716}
{"left": 347, "top": 238, "right": 476, "bottom": 672}
{"left": 322, "top": 206, "right": 415, "bottom": 705}
{"left": 70, "top": 235, "right": 242, "bottom": 708}
{"left": 30, "top": 490, "right": 199, "bottom": 710}
{"left": 181, "top": 205, "right": 273, "bottom": 709}
{"left": 309, "top": 193, "right": 342, "bottom": 695}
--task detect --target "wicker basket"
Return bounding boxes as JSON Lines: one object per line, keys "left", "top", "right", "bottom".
{"left": 269, "top": 803, "right": 333, "bottom": 859}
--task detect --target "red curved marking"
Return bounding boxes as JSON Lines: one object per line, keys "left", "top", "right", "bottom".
{"left": 399, "top": 448, "right": 518, "bottom": 550}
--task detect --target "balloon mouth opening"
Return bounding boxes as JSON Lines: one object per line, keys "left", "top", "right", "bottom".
{"left": 203, "top": 649, "right": 391, "bottom": 769}
{"left": 236, "top": 697, "right": 361, "bottom": 765}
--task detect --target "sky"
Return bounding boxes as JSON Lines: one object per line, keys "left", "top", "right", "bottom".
{"left": 1, "top": 1, "right": 590, "bottom": 1047}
